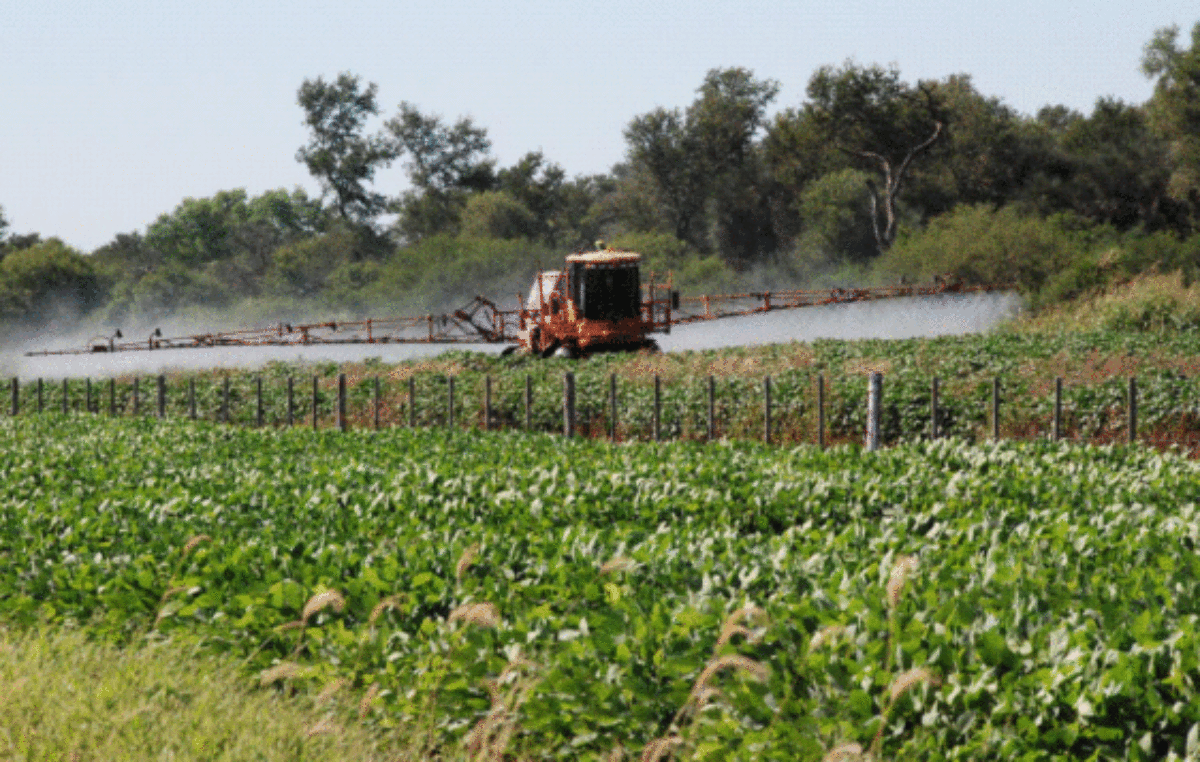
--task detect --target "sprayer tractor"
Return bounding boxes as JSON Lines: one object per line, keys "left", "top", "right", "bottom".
{"left": 25, "top": 249, "right": 998, "bottom": 357}
{"left": 514, "top": 250, "right": 675, "bottom": 358}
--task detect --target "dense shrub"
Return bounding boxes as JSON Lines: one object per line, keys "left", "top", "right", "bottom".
{"left": 873, "top": 205, "right": 1095, "bottom": 295}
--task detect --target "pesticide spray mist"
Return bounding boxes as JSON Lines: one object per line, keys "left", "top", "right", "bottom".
{"left": 4, "top": 292, "right": 1022, "bottom": 380}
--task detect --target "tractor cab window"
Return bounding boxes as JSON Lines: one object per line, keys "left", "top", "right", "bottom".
{"left": 573, "top": 262, "right": 640, "bottom": 321}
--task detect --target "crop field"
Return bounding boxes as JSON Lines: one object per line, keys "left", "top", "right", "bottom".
{"left": 2, "top": 408, "right": 1199, "bottom": 759}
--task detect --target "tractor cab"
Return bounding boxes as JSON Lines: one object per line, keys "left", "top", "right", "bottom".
{"left": 566, "top": 251, "right": 642, "bottom": 321}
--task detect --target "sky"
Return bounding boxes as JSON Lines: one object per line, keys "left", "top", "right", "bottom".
{"left": 1, "top": 0, "right": 1196, "bottom": 253}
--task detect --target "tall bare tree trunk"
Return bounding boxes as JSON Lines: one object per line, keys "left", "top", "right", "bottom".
{"left": 860, "top": 121, "right": 943, "bottom": 254}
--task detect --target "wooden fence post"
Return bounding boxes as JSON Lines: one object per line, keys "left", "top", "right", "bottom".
{"left": 62, "top": 378, "right": 68, "bottom": 415}
{"left": 256, "top": 376, "right": 264, "bottom": 427}
{"left": 653, "top": 374, "right": 661, "bottom": 442}
{"left": 1053, "top": 377, "right": 1062, "bottom": 442}
{"left": 189, "top": 378, "right": 196, "bottom": 420}
{"left": 86, "top": 378, "right": 92, "bottom": 414}
{"left": 374, "top": 376, "right": 381, "bottom": 430}
{"left": 222, "top": 377, "right": 229, "bottom": 424}
{"left": 408, "top": 377, "right": 416, "bottom": 428}
{"left": 9, "top": 377, "right": 16, "bottom": 416}
{"left": 312, "top": 376, "right": 319, "bottom": 430}
{"left": 763, "top": 376, "right": 772, "bottom": 445}
{"left": 1128, "top": 376, "right": 1137, "bottom": 444}
{"left": 707, "top": 375, "right": 715, "bottom": 442}
{"left": 991, "top": 376, "right": 1000, "bottom": 441}
{"left": 524, "top": 374, "right": 532, "bottom": 431}
{"left": 338, "top": 373, "right": 347, "bottom": 432}
{"left": 866, "top": 372, "right": 883, "bottom": 452}
{"left": 817, "top": 374, "right": 825, "bottom": 450}
{"left": 610, "top": 373, "right": 619, "bottom": 440}
{"left": 564, "top": 372, "right": 576, "bottom": 437}
{"left": 484, "top": 375, "right": 492, "bottom": 432}
{"left": 158, "top": 375, "right": 166, "bottom": 419}
{"left": 133, "top": 378, "right": 140, "bottom": 416}
{"left": 285, "top": 377, "right": 293, "bottom": 426}
{"left": 930, "top": 376, "right": 939, "bottom": 440}
{"left": 37, "top": 378, "right": 43, "bottom": 413}
{"left": 109, "top": 378, "right": 115, "bottom": 417}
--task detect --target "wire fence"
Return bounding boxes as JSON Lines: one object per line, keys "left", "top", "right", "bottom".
{"left": 8, "top": 369, "right": 1199, "bottom": 452}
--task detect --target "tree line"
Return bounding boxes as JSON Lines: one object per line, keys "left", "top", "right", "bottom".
{"left": 2, "top": 21, "right": 1199, "bottom": 331}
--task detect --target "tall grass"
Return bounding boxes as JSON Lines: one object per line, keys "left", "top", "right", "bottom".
{"left": 1014, "top": 271, "right": 1200, "bottom": 334}
{"left": 0, "top": 628, "right": 386, "bottom": 761}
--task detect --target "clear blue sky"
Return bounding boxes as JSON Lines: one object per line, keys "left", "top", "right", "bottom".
{"left": 1, "top": 0, "right": 1195, "bottom": 252}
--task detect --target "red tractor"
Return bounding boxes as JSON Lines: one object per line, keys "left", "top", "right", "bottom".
{"left": 515, "top": 250, "right": 675, "bottom": 358}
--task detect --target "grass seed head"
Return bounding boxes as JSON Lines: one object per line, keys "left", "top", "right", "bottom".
{"left": 888, "top": 667, "right": 940, "bottom": 702}
{"left": 456, "top": 543, "right": 480, "bottom": 581}
{"left": 693, "top": 654, "right": 769, "bottom": 696}
{"left": 258, "top": 662, "right": 307, "bottom": 686}
{"left": 315, "top": 678, "right": 347, "bottom": 706}
{"left": 448, "top": 602, "right": 500, "bottom": 629}
{"left": 157, "top": 585, "right": 189, "bottom": 606}
{"left": 640, "top": 736, "right": 682, "bottom": 762}
{"left": 715, "top": 605, "right": 768, "bottom": 648}
{"left": 301, "top": 590, "right": 345, "bottom": 623}
{"left": 691, "top": 685, "right": 721, "bottom": 708}
{"left": 886, "top": 555, "right": 918, "bottom": 608}
{"left": 181, "top": 534, "right": 210, "bottom": 556}
{"left": 599, "top": 557, "right": 639, "bottom": 575}
{"left": 822, "top": 742, "right": 865, "bottom": 761}
{"left": 358, "top": 683, "right": 381, "bottom": 720}
{"left": 715, "top": 624, "right": 752, "bottom": 648}
{"left": 368, "top": 594, "right": 404, "bottom": 626}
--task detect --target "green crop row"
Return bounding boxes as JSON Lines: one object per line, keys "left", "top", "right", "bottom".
{"left": 1, "top": 415, "right": 1198, "bottom": 759}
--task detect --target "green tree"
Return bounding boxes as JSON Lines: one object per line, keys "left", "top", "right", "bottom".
{"left": 0, "top": 239, "right": 103, "bottom": 322}
{"left": 1058, "top": 98, "right": 1177, "bottom": 230}
{"left": 459, "top": 191, "right": 538, "bottom": 239}
{"left": 140, "top": 187, "right": 332, "bottom": 300}
{"left": 806, "top": 62, "right": 944, "bottom": 254}
{"left": 550, "top": 173, "right": 619, "bottom": 250}
{"left": 793, "top": 168, "right": 877, "bottom": 264}
{"left": 903, "top": 75, "right": 1035, "bottom": 215}
{"left": 623, "top": 68, "right": 779, "bottom": 264}
{"left": 296, "top": 73, "right": 395, "bottom": 223}
{"left": 385, "top": 102, "right": 495, "bottom": 241}
{"left": 91, "top": 232, "right": 161, "bottom": 281}
{"left": 0, "top": 204, "right": 8, "bottom": 245}
{"left": 496, "top": 151, "right": 567, "bottom": 244}
{"left": 696, "top": 69, "right": 781, "bottom": 266}
{"left": 265, "top": 227, "right": 361, "bottom": 299}
{"left": 145, "top": 189, "right": 251, "bottom": 267}
{"left": 128, "top": 263, "right": 228, "bottom": 319}
{"left": 1143, "top": 22, "right": 1200, "bottom": 219}
{"left": 762, "top": 105, "right": 847, "bottom": 248}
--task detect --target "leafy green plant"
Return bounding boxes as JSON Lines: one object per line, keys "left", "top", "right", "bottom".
{"left": 1, "top": 414, "right": 1198, "bottom": 758}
